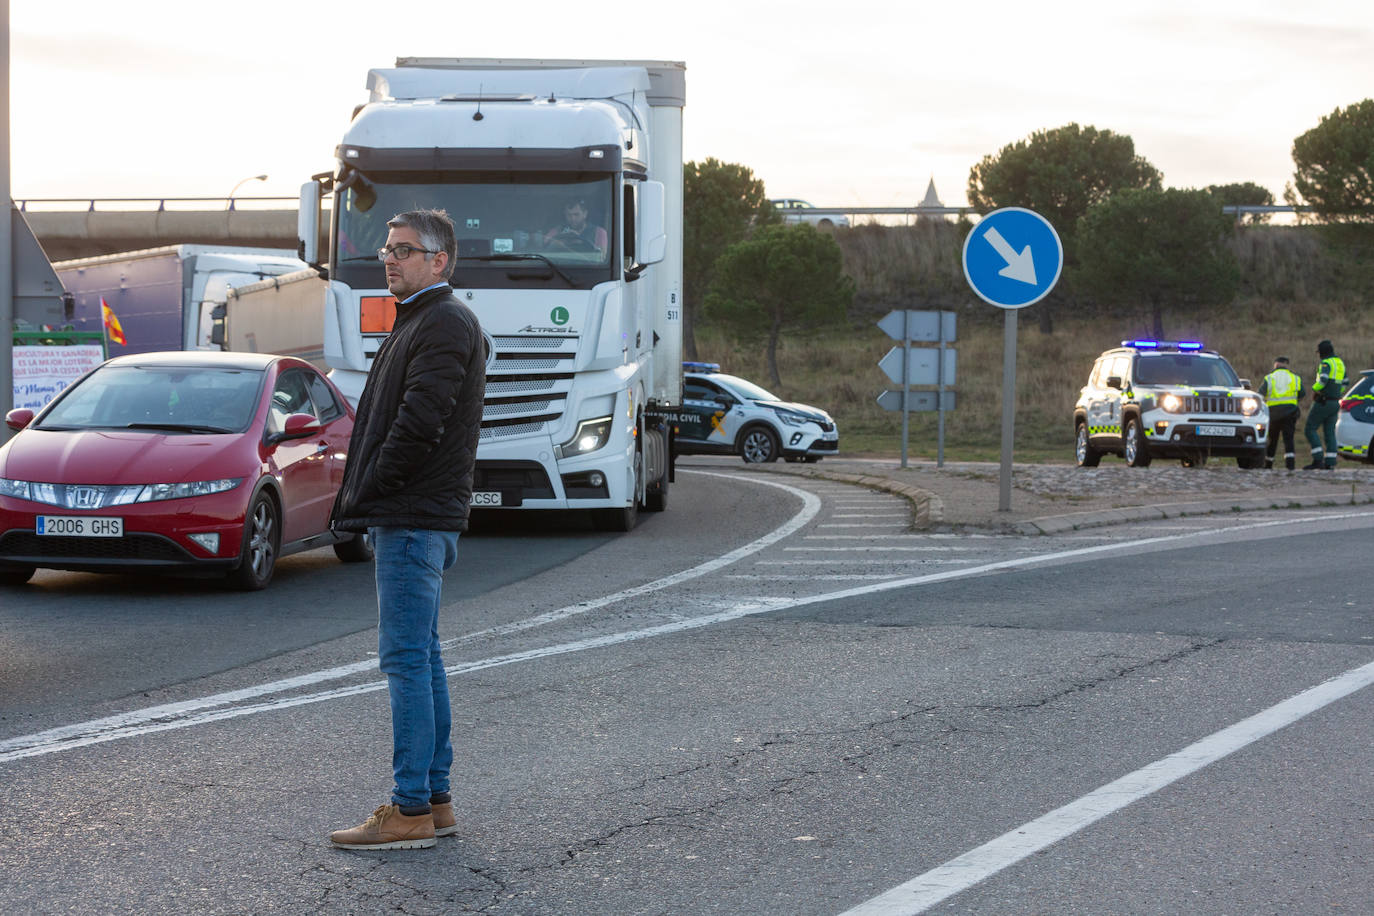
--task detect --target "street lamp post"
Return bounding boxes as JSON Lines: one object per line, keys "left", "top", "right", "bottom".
{"left": 226, "top": 174, "right": 268, "bottom": 211}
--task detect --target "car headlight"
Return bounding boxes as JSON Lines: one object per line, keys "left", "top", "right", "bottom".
{"left": 556, "top": 416, "right": 613, "bottom": 458}
{"left": 1239, "top": 396, "right": 1260, "bottom": 416}
{"left": 0, "top": 477, "right": 241, "bottom": 507}
{"left": 773, "top": 409, "right": 810, "bottom": 427}
{"left": 1160, "top": 394, "right": 1184, "bottom": 413}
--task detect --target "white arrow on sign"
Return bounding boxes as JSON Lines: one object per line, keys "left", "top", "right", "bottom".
{"left": 983, "top": 227, "right": 1037, "bottom": 285}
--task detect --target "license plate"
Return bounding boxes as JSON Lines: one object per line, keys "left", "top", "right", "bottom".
{"left": 37, "top": 515, "right": 124, "bottom": 537}
{"left": 1196, "top": 425, "right": 1236, "bottom": 437}
{"left": 471, "top": 491, "right": 502, "bottom": 507}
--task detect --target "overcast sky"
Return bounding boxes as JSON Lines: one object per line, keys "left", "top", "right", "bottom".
{"left": 9, "top": 1, "right": 1371, "bottom": 210}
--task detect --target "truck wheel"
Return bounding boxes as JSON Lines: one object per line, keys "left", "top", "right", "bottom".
{"left": 333, "top": 532, "right": 374, "bottom": 563}
{"left": 229, "top": 491, "right": 280, "bottom": 591}
{"left": 739, "top": 426, "right": 780, "bottom": 464}
{"left": 644, "top": 426, "right": 669, "bottom": 512}
{"left": 0, "top": 564, "right": 35, "bottom": 586}
{"left": 1123, "top": 419, "right": 1152, "bottom": 467}
{"left": 1075, "top": 422, "right": 1102, "bottom": 467}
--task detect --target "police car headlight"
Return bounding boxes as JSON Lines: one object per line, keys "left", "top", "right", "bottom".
{"left": 1160, "top": 394, "right": 1184, "bottom": 413}
{"left": 556, "top": 416, "right": 613, "bottom": 458}
{"left": 1239, "top": 396, "right": 1260, "bottom": 416}
{"left": 773, "top": 409, "right": 809, "bottom": 427}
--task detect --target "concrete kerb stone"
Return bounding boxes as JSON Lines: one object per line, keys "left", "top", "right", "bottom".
{"left": 1015, "top": 491, "right": 1374, "bottom": 536}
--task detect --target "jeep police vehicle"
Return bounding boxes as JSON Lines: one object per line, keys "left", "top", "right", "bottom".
{"left": 1074, "top": 340, "right": 1267, "bottom": 468}
{"left": 672, "top": 363, "right": 839, "bottom": 463}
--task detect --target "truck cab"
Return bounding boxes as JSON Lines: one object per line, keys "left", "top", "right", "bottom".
{"left": 301, "top": 60, "right": 685, "bottom": 529}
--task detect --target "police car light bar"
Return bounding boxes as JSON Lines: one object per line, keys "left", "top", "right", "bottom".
{"left": 1121, "top": 339, "right": 1205, "bottom": 351}
{"left": 682, "top": 361, "right": 721, "bottom": 372}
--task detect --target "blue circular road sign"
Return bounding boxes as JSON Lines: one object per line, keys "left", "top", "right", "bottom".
{"left": 962, "top": 207, "right": 1063, "bottom": 309}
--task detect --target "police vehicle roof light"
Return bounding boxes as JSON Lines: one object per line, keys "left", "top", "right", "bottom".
{"left": 682, "top": 361, "right": 721, "bottom": 372}
{"left": 1177, "top": 340, "right": 1204, "bottom": 350}
{"left": 1123, "top": 339, "right": 1160, "bottom": 348}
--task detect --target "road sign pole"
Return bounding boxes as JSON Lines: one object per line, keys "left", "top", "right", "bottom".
{"left": 936, "top": 324, "right": 947, "bottom": 468}
{"left": 900, "top": 316, "right": 911, "bottom": 468}
{"left": 999, "top": 309, "right": 1017, "bottom": 511}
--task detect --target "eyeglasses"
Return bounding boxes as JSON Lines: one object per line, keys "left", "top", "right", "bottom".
{"left": 377, "top": 243, "right": 437, "bottom": 262}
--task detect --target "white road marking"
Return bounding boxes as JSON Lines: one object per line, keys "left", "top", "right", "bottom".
{"left": 838, "top": 657, "right": 1374, "bottom": 916}
{"left": 724, "top": 574, "right": 904, "bottom": 581}
{"left": 5, "top": 508, "right": 1371, "bottom": 765}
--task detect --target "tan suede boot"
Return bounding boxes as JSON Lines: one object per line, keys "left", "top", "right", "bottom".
{"left": 329, "top": 804, "right": 435, "bottom": 850}
{"left": 432, "top": 801, "right": 457, "bottom": 837}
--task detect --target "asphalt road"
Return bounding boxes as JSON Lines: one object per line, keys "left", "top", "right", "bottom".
{"left": 1, "top": 467, "right": 1371, "bottom": 915}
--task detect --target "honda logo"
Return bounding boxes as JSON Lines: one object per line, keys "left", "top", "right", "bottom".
{"left": 70, "top": 487, "right": 100, "bottom": 510}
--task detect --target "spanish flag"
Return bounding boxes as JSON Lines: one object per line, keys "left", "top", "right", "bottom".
{"left": 101, "top": 297, "right": 127, "bottom": 346}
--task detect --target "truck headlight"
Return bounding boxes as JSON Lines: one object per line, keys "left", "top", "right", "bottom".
{"left": 1239, "top": 397, "right": 1260, "bottom": 416}
{"left": 556, "top": 416, "right": 613, "bottom": 458}
{"left": 1160, "top": 394, "right": 1183, "bottom": 413}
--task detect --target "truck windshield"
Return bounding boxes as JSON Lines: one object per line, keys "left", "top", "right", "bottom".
{"left": 1134, "top": 353, "right": 1241, "bottom": 388}
{"left": 333, "top": 173, "right": 615, "bottom": 291}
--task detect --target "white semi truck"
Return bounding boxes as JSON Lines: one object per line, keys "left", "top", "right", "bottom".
{"left": 298, "top": 58, "right": 685, "bottom": 530}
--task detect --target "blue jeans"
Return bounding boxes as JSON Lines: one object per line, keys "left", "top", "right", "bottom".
{"left": 371, "top": 527, "right": 461, "bottom": 808}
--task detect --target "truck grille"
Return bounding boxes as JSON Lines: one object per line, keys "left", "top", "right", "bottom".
{"left": 482, "top": 335, "right": 578, "bottom": 437}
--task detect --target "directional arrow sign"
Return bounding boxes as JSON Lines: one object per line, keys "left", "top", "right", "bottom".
{"left": 877, "top": 309, "right": 956, "bottom": 343}
{"left": 876, "top": 390, "right": 956, "bottom": 412}
{"left": 878, "top": 347, "right": 956, "bottom": 387}
{"left": 962, "top": 207, "right": 1063, "bottom": 309}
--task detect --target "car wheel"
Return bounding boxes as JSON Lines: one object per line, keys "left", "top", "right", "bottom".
{"left": 803, "top": 455, "right": 822, "bottom": 463}
{"left": 0, "top": 564, "right": 35, "bottom": 586}
{"left": 1075, "top": 422, "right": 1102, "bottom": 467}
{"left": 1180, "top": 452, "right": 1207, "bottom": 468}
{"left": 1367, "top": 437, "right": 1374, "bottom": 466}
{"left": 229, "top": 491, "right": 280, "bottom": 591}
{"left": 1123, "top": 418, "right": 1152, "bottom": 467}
{"left": 739, "top": 426, "right": 780, "bottom": 464}
{"left": 333, "top": 532, "right": 374, "bottom": 563}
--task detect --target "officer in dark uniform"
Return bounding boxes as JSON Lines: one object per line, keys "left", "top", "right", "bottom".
{"left": 1303, "top": 339, "right": 1346, "bottom": 469}
{"left": 1259, "top": 356, "right": 1302, "bottom": 470}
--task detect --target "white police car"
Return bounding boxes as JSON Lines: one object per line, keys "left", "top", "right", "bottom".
{"left": 673, "top": 363, "right": 839, "bottom": 463}
{"left": 1336, "top": 369, "right": 1374, "bottom": 463}
{"left": 1074, "top": 340, "right": 1268, "bottom": 468}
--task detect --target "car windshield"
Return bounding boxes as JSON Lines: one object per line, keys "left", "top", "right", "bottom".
{"left": 1133, "top": 353, "right": 1240, "bottom": 387}
{"left": 333, "top": 172, "right": 614, "bottom": 293}
{"left": 35, "top": 365, "right": 265, "bottom": 432}
{"left": 721, "top": 375, "right": 781, "bottom": 402}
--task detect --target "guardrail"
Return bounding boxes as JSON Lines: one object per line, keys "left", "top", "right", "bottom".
{"left": 15, "top": 197, "right": 300, "bottom": 212}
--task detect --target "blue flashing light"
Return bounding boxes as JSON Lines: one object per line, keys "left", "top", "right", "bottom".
{"left": 682, "top": 361, "right": 721, "bottom": 373}
{"left": 1123, "top": 339, "right": 1160, "bottom": 348}
{"left": 1177, "top": 340, "right": 1204, "bottom": 350}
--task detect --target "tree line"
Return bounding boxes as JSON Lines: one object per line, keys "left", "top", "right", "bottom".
{"left": 688, "top": 98, "right": 1374, "bottom": 383}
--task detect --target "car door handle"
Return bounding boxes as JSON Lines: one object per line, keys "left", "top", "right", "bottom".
{"left": 314, "top": 442, "right": 329, "bottom": 454}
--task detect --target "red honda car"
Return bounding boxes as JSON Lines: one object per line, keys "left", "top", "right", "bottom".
{"left": 0, "top": 351, "right": 371, "bottom": 589}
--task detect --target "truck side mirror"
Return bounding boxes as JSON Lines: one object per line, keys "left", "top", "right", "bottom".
{"left": 299, "top": 180, "right": 322, "bottom": 266}
{"left": 637, "top": 180, "right": 667, "bottom": 266}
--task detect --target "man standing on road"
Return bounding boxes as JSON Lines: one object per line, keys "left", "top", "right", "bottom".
{"left": 328, "top": 209, "right": 486, "bottom": 850}
{"left": 1259, "top": 356, "right": 1303, "bottom": 470}
{"left": 1303, "top": 339, "right": 1346, "bottom": 470}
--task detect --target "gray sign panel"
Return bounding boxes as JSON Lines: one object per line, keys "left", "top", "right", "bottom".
{"left": 878, "top": 346, "right": 956, "bottom": 387}
{"left": 877, "top": 309, "right": 957, "bottom": 343}
{"left": 876, "top": 390, "right": 956, "bottom": 412}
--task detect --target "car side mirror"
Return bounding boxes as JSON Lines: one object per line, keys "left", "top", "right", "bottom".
{"left": 273, "top": 412, "right": 323, "bottom": 443}
{"left": 1239, "top": 379, "right": 1252, "bottom": 390}
{"left": 1106, "top": 376, "right": 1123, "bottom": 390}
{"left": 5, "top": 408, "right": 35, "bottom": 431}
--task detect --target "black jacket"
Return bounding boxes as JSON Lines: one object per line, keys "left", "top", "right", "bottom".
{"left": 331, "top": 285, "right": 485, "bottom": 532}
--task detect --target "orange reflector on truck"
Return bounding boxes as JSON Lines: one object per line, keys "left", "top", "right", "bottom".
{"left": 360, "top": 296, "right": 397, "bottom": 333}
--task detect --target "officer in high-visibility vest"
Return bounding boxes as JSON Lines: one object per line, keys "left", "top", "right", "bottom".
{"left": 1303, "top": 339, "right": 1347, "bottom": 469}
{"left": 1259, "top": 356, "right": 1303, "bottom": 470}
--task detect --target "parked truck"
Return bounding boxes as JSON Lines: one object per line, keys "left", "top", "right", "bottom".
{"left": 298, "top": 58, "right": 685, "bottom": 530}
{"left": 53, "top": 245, "right": 315, "bottom": 359}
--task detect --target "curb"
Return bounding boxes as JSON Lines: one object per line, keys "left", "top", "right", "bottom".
{"left": 729, "top": 462, "right": 1373, "bottom": 535}
{"left": 1013, "top": 491, "right": 1374, "bottom": 535}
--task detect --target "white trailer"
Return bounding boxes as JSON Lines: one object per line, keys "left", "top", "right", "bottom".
{"left": 299, "top": 59, "right": 685, "bottom": 530}
{"left": 217, "top": 268, "right": 327, "bottom": 368}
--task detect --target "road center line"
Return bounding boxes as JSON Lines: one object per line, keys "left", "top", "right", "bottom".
{"left": 4, "top": 509, "right": 1371, "bottom": 764}
{"left": 837, "top": 657, "right": 1374, "bottom": 916}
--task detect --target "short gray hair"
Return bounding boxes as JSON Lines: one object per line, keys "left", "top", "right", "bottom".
{"left": 387, "top": 209, "right": 457, "bottom": 279}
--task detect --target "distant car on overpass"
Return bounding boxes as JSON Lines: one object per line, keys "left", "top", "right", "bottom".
{"left": 770, "top": 199, "right": 849, "bottom": 228}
